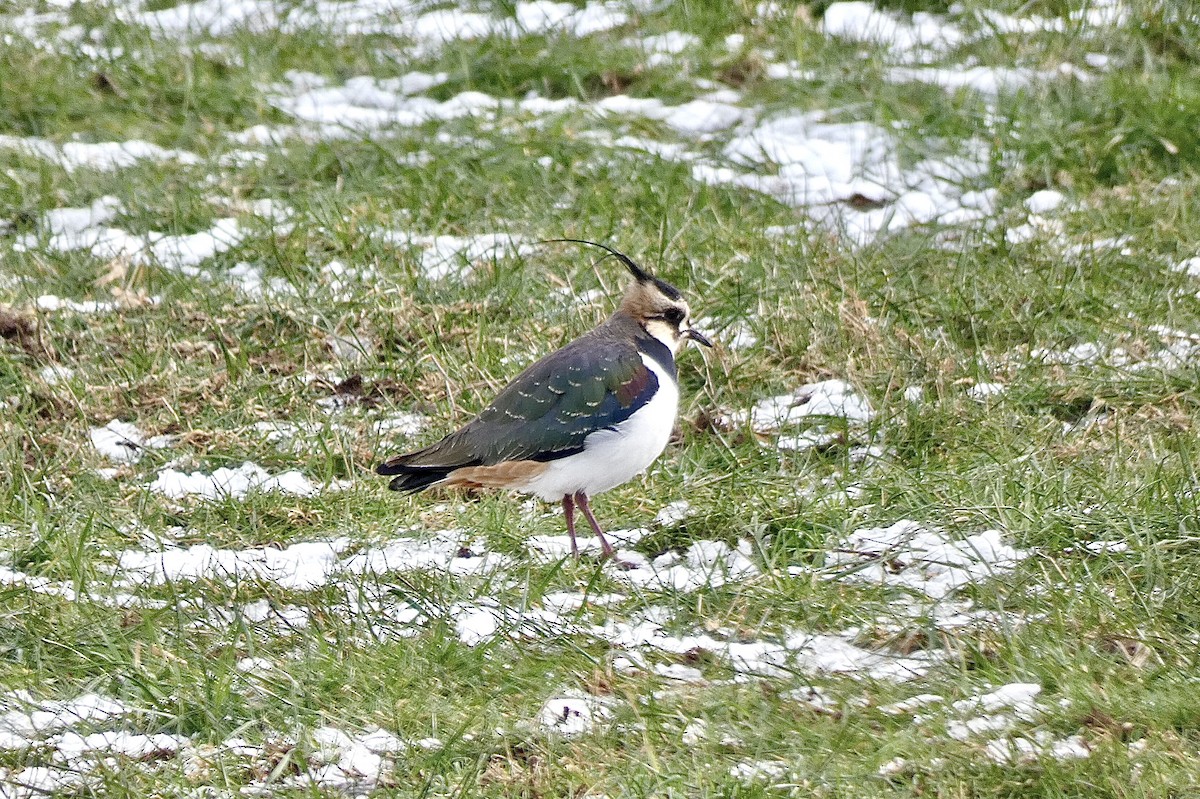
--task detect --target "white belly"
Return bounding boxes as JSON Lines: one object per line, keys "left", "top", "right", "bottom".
{"left": 518, "top": 354, "right": 679, "bottom": 501}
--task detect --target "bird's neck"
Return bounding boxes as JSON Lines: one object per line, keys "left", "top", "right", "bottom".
{"left": 605, "top": 311, "right": 678, "bottom": 379}
{"left": 639, "top": 332, "right": 677, "bottom": 380}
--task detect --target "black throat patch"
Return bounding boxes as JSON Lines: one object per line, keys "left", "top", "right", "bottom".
{"left": 637, "top": 332, "right": 677, "bottom": 380}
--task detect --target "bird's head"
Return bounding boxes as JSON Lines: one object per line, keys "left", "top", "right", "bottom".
{"left": 619, "top": 271, "right": 712, "bottom": 354}
{"left": 546, "top": 238, "right": 714, "bottom": 354}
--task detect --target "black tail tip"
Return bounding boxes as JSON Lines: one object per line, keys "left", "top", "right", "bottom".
{"left": 376, "top": 462, "right": 449, "bottom": 493}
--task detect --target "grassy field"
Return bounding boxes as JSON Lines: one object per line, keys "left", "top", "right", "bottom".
{"left": 3, "top": 0, "right": 1200, "bottom": 795}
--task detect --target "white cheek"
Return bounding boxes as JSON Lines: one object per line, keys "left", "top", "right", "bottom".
{"left": 645, "top": 319, "right": 682, "bottom": 352}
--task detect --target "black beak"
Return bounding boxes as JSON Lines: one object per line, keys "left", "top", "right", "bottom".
{"left": 684, "top": 328, "right": 714, "bottom": 348}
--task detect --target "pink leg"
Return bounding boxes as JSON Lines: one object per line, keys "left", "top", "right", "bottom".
{"left": 574, "top": 491, "right": 614, "bottom": 558}
{"left": 562, "top": 494, "right": 579, "bottom": 556}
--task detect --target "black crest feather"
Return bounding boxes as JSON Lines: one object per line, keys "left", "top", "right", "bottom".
{"left": 540, "top": 238, "right": 683, "bottom": 300}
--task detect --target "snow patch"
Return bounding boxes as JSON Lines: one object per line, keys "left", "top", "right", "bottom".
{"left": 825, "top": 520, "right": 1027, "bottom": 601}
{"left": 621, "top": 540, "right": 758, "bottom": 592}
{"left": 1025, "top": 327, "right": 1200, "bottom": 372}
{"left": 370, "top": 230, "right": 534, "bottom": 280}
{"left": 603, "top": 619, "right": 933, "bottom": 682}
{"left": 90, "top": 419, "right": 173, "bottom": 464}
{"left": 654, "top": 500, "right": 693, "bottom": 527}
{"left": 821, "top": 1, "right": 962, "bottom": 62}
{"left": 287, "top": 725, "right": 407, "bottom": 790}
{"left": 146, "top": 461, "right": 334, "bottom": 500}
{"left": 527, "top": 526, "right": 649, "bottom": 559}
{"left": 35, "top": 294, "right": 161, "bottom": 314}
{"left": 967, "top": 382, "right": 1005, "bottom": 401}
{"left": 885, "top": 65, "right": 1060, "bottom": 97}
{"left": 784, "top": 685, "right": 839, "bottom": 713}
{"left": 117, "top": 538, "right": 350, "bottom": 590}
{"left": 913, "top": 682, "right": 1092, "bottom": 764}
{"left": 746, "top": 379, "right": 875, "bottom": 429}
{"left": 879, "top": 693, "right": 945, "bottom": 716}
{"left": 529, "top": 533, "right": 758, "bottom": 593}
{"left": 1173, "top": 256, "right": 1200, "bottom": 278}
{"left": 1025, "top": 189, "right": 1066, "bottom": 214}
{"left": 680, "top": 718, "right": 707, "bottom": 744}
{"left": 692, "top": 316, "right": 758, "bottom": 350}
{"left": 729, "top": 760, "right": 790, "bottom": 782}
{"left": 596, "top": 94, "right": 750, "bottom": 135}
{"left": 55, "top": 731, "right": 186, "bottom": 761}
{"left": 374, "top": 411, "right": 429, "bottom": 437}
{"left": 0, "top": 135, "right": 200, "bottom": 172}
{"left": 15, "top": 207, "right": 252, "bottom": 273}
{"left": 723, "top": 379, "right": 875, "bottom": 450}
{"left": 984, "top": 733, "right": 1091, "bottom": 764}
{"left": 0, "top": 693, "right": 129, "bottom": 741}
{"left": 38, "top": 365, "right": 75, "bottom": 385}
{"left": 0, "top": 765, "right": 86, "bottom": 798}
{"left": 535, "top": 691, "right": 613, "bottom": 736}
{"left": 115, "top": 529, "right": 509, "bottom": 592}
{"left": 709, "top": 113, "right": 992, "bottom": 245}
{"left": 231, "top": 64, "right": 997, "bottom": 247}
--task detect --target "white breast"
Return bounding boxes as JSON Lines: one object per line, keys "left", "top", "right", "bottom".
{"left": 518, "top": 353, "right": 679, "bottom": 501}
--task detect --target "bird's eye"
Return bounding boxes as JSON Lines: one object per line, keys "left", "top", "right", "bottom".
{"left": 662, "top": 307, "right": 686, "bottom": 325}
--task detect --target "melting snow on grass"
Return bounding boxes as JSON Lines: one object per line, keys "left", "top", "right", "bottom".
{"left": 604, "top": 618, "right": 934, "bottom": 682}
{"left": 967, "top": 381, "right": 1006, "bottom": 401}
{"left": 821, "top": 1, "right": 962, "bottom": 61}
{"left": 729, "top": 759, "right": 791, "bottom": 784}
{"left": 528, "top": 529, "right": 757, "bottom": 592}
{"left": 3, "top": 0, "right": 1130, "bottom": 251}
{"left": 535, "top": 691, "right": 613, "bottom": 736}
{"left": 905, "top": 682, "right": 1092, "bottom": 765}
{"left": 13, "top": 196, "right": 266, "bottom": 274}
{"left": 113, "top": 0, "right": 636, "bottom": 47}
{"left": 283, "top": 726, "right": 410, "bottom": 791}
{"left": 37, "top": 365, "right": 75, "bottom": 385}
{"left": 0, "top": 692, "right": 129, "bottom": 745}
{"left": 826, "top": 520, "right": 1027, "bottom": 601}
{"left": 234, "top": 70, "right": 998, "bottom": 247}
{"left": 0, "top": 0, "right": 1145, "bottom": 790}
{"left": 0, "top": 134, "right": 200, "bottom": 172}
{"left": 103, "top": 519, "right": 945, "bottom": 682}
{"left": 723, "top": 379, "right": 875, "bottom": 450}
{"left": 147, "top": 461, "right": 338, "bottom": 499}
{"left": 1173, "top": 256, "right": 1200, "bottom": 278}
{"left": 1021, "top": 323, "right": 1200, "bottom": 373}
{"left": 374, "top": 231, "right": 536, "bottom": 280}
{"left": 618, "top": 540, "right": 758, "bottom": 592}
{"left": 0, "top": 563, "right": 151, "bottom": 610}
{"left": 0, "top": 692, "right": 188, "bottom": 798}
{"left": 90, "top": 419, "right": 173, "bottom": 464}
{"left": 35, "top": 294, "right": 161, "bottom": 314}
{"left": 115, "top": 528, "right": 507, "bottom": 591}
{"left": 0, "top": 688, "right": 437, "bottom": 797}
{"left": 692, "top": 316, "right": 758, "bottom": 351}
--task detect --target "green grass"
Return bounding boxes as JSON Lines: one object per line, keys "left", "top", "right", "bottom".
{"left": 3, "top": 0, "right": 1200, "bottom": 795}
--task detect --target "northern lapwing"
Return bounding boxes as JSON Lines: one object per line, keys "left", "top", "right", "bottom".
{"left": 376, "top": 240, "right": 712, "bottom": 557}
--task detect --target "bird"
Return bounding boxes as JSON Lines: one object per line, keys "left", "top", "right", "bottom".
{"left": 376, "top": 239, "right": 712, "bottom": 558}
